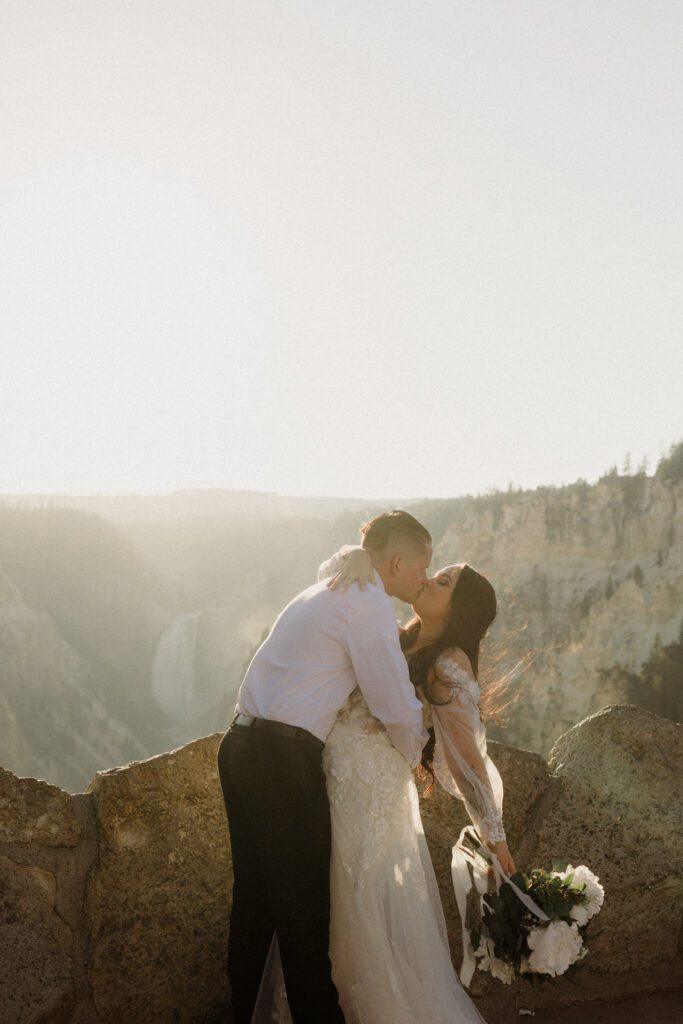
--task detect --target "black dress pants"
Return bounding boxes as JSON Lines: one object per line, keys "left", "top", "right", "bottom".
{"left": 217, "top": 721, "right": 346, "bottom": 1024}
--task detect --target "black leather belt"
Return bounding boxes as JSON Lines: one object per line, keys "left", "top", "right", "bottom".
{"left": 231, "top": 714, "right": 323, "bottom": 749}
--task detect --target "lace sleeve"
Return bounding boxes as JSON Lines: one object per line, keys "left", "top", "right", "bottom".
{"left": 429, "top": 655, "right": 506, "bottom": 845}
{"left": 317, "top": 545, "right": 359, "bottom": 582}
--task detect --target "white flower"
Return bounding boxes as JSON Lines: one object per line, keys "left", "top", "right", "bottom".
{"left": 527, "top": 921, "right": 584, "bottom": 977}
{"left": 568, "top": 864, "right": 604, "bottom": 917}
{"left": 489, "top": 956, "right": 516, "bottom": 985}
{"left": 475, "top": 938, "right": 515, "bottom": 985}
{"left": 569, "top": 902, "right": 591, "bottom": 926}
{"left": 554, "top": 863, "right": 605, "bottom": 920}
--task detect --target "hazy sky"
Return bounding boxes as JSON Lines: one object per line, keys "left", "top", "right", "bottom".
{"left": 1, "top": 1, "right": 681, "bottom": 499}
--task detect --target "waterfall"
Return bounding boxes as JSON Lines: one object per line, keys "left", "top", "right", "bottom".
{"left": 151, "top": 612, "right": 211, "bottom": 740}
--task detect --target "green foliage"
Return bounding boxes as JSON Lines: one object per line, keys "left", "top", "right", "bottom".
{"left": 481, "top": 884, "right": 526, "bottom": 966}
{"left": 655, "top": 441, "right": 683, "bottom": 485}
{"left": 619, "top": 471, "right": 647, "bottom": 510}
{"left": 600, "top": 633, "right": 683, "bottom": 723}
{"left": 523, "top": 869, "right": 587, "bottom": 921}
{"left": 637, "top": 633, "right": 683, "bottom": 722}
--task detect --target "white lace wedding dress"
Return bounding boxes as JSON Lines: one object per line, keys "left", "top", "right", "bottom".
{"left": 251, "top": 650, "right": 506, "bottom": 1024}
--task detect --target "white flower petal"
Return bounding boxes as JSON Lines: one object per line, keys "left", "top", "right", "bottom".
{"left": 527, "top": 921, "right": 584, "bottom": 977}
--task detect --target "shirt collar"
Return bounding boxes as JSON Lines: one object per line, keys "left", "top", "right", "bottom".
{"left": 371, "top": 568, "right": 386, "bottom": 593}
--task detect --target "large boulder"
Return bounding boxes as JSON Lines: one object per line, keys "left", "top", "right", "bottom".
{"left": 1, "top": 703, "right": 680, "bottom": 1023}
{"left": 518, "top": 704, "right": 683, "bottom": 974}
{"left": 84, "top": 734, "right": 232, "bottom": 1024}
{"left": 0, "top": 854, "right": 73, "bottom": 1024}
{"left": 0, "top": 769, "right": 90, "bottom": 1024}
{"left": 0, "top": 766, "right": 82, "bottom": 847}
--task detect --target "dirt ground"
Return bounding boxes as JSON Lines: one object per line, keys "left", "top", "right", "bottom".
{"left": 530, "top": 989, "right": 682, "bottom": 1023}
{"left": 478, "top": 986, "right": 683, "bottom": 1024}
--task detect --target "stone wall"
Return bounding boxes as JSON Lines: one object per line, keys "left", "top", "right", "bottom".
{"left": 0, "top": 771, "right": 96, "bottom": 1024}
{"left": 1, "top": 704, "right": 681, "bottom": 1024}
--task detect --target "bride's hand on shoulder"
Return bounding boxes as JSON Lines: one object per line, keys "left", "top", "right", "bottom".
{"left": 488, "top": 840, "right": 516, "bottom": 876}
{"left": 327, "top": 547, "right": 374, "bottom": 592}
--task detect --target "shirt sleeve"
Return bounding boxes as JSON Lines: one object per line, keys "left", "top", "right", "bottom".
{"left": 317, "top": 545, "right": 360, "bottom": 581}
{"left": 430, "top": 659, "right": 506, "bottom": 845}
{"left": 344, "top": 592, "right": 428, "bottom": 768}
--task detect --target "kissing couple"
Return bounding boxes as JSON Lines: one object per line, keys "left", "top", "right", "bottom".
{"left": 217, "top": 509, "right": 516, "bottom": 1024}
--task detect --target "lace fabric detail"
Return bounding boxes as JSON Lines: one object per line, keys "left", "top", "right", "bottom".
{"left": 434, "top": 654, "right": 483, "bottom": 707}
{"left": 478, "top": 818, "right": 506, "bottom": 843}
{"left": 429, "top": 655, "right": 506, "bottom": 846}
{"left": 323, "top": 689, "right": 486, "bottom": 1024}
{"left": 323, "top": 689, "right": 420, "bottom": 885}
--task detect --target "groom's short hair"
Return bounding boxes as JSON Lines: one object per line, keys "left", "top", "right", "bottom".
{"left": 360, "top": 510, "right": 431, "bottom": 556}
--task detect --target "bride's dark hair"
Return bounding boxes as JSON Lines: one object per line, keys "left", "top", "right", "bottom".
{"left": 399, "top": 564, "right": 498, "bottom": 786}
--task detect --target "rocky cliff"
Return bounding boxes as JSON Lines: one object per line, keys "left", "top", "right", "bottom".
{"left": 432, "top": 470, "right": 683, "bottom": 752}
{"left": 1, "top": 449, "right": 681, "bottom": 792}
{"left": 0, "top": 507, "right": 180, "bottom": 794}
{"left": 1, "top": 705, "right": 680, "bottom": 1024}
{"left": 0, "top": 568, "right": 150, "bottom": 792}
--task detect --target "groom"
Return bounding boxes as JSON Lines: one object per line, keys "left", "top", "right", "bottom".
{"left": 217, "top": 510, "right": 432, "bottom": 1024}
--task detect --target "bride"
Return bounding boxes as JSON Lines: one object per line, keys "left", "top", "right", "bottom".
{"left": 252, "top": 546, "right": 515, "bottom": 1024}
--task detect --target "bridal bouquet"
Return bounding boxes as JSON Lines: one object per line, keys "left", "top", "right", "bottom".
{"left": 471, "top": 848, "right": 604, "bottom": 985}
{"left": 452, "top": 828, "right": 604, "bottom": 990}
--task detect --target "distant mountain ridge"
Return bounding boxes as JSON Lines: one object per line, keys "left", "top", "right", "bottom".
{"left": 0, "top": 488, "right": 397, "bottom": 523}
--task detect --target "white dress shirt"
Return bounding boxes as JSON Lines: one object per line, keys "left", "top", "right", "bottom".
{"left": 236, "top": 570, "right": 427, "bottom": 768}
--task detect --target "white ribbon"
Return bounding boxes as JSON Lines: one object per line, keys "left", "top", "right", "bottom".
{"left": 451, "top": 826, "right": 549, "bottom": 986}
